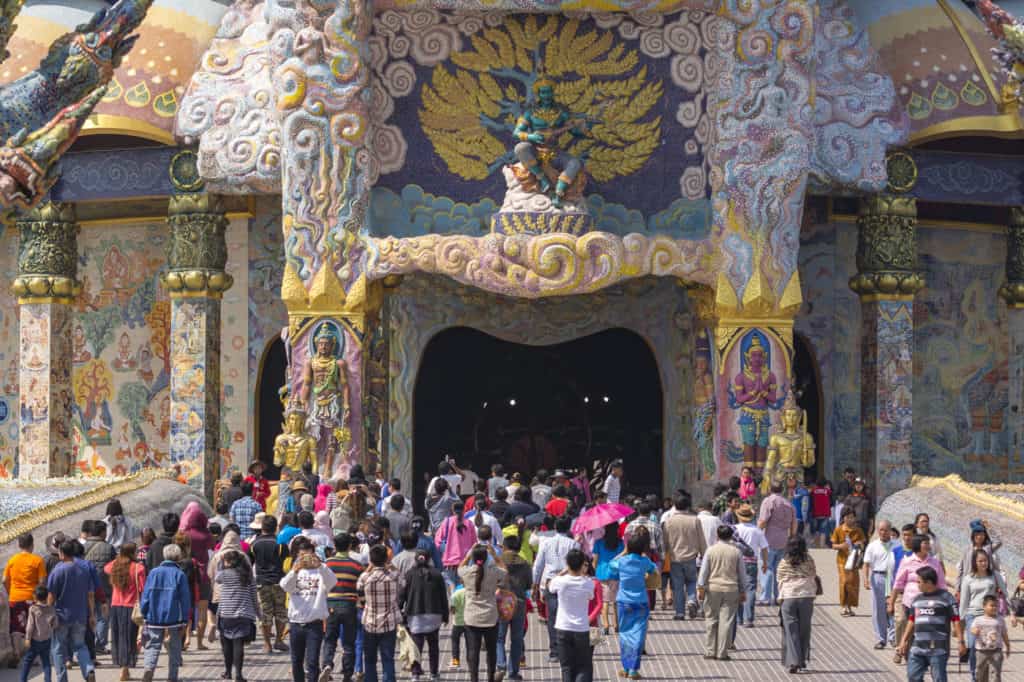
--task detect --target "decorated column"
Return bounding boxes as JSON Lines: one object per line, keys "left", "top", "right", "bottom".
{"left": 12, "top": 202, "right": 79, "bottom": 479}
{"left": 849, "top": 195, "right": 924, "bottom": 500}
{"left": 999, "top": 207, "right": 1024, "bottom": 473}
{"left": 161, "top": 191, "right": 233, "bottom": 500}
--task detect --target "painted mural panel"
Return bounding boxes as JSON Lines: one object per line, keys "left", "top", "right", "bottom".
{"left": 219, "top": 218, "right": 250, "bottom": 474}
{"left": 0, "top": 233, "right": 19, "bottom": 477}
{"left": 368, "top": 10, "right": 716, "bottom": 238}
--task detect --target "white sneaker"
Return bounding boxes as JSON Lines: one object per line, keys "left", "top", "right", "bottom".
{"left": 318, "top": 665, "right": 333, "bottom": 682}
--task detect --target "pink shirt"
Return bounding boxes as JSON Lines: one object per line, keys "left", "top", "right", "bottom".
{"left": 893, "top": 554, "right": 946, "bottom": 609}
{"left": 739, "top": 477, "right": 757, "bottom": 501}
{"left": 435, "top": 516, "right": 478, "bottom": 567}
{"left": 757, "top": 493, "right": 795, "bottom": 550}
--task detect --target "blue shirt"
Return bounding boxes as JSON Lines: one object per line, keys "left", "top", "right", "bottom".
{"left": 892, "top": 545, "right": 914, "bottom": 587}
{"left": 48, "top": 558, "right": 100, "bottom": 624}
{"left": 230, "top": 497, "right": 263, "bottom": 539}
{"left": 277, "top": 525, "right": 301, "bottom": 547}
{"left": 609, "top": 553, "right": 656, "bottom": 604}
{"left": 791, "top": 487, "right": 809, "bottom": 522}
{"left": 593, "top": 540, "right": 624, "bottom": 581}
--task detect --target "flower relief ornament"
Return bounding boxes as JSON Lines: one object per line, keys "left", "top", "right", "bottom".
{"left": 493, "top": 67, "right": 608, "bottom": 236}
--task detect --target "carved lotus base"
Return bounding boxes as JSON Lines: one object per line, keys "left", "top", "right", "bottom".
{"left": 491, "top": 211, "right": 594, "bottom": 236}
{"left": 493, "top": 164, "right": 593, "bottom": 235}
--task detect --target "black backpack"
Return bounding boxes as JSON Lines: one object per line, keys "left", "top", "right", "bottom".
{"left": 732, "top": 533, "right": 757, "bottom": 564}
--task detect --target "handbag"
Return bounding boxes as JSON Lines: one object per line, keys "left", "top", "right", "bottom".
{"left": 844, "top": 546, "right": 864, "bottom": 571}
{"left": 496, "top": 588, "right": 517, "bottom": 623}
{"left": 131, "top": 569, "right": 145, "bottom": 626}
{"left": 814, "top": 576, "right": 823, "bottom": 596}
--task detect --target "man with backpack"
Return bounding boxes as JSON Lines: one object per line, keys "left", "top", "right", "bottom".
{"left": 731, "top": 504, "right": 768, "bottom": 628}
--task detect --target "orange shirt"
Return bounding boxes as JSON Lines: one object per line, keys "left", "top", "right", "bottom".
{"left": 3, "top": 552, "right": 46, "bottom": 603}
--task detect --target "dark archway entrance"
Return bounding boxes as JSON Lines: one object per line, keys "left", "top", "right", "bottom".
{"left": 793, "top": 333, "right": 824, "bottom": 481}
{"left": 412, "top": 327, "right": 663, "bottom": 504}
{"left": 256, "top": 337, "right": 288, "bottom": 479}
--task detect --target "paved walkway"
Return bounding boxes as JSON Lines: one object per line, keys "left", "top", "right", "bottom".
{"left": 5, "top": 551, "right": 1022, "bottom": 681}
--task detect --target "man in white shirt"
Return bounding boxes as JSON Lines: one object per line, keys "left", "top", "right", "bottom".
{"left": 862, "top": 519, "right": 895, "bottom": 649}
{"left": 602, "top": 460, "right": 624, "bottom": 504}
{"left": 531, "top": 516, "right": 580, "bottom": 662}
{"left": 731, "top": 504, "right": 768, "bottom": 627}
{"left": 697, "top": 502, "right": 722, "bottom": 551}
{"left": 548, "top": 549, "right": 596, "bottom": 682}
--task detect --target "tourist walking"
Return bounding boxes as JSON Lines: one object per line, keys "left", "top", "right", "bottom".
{"left": 549, "top": 549, "right": 597, "bottom": 682}
{"left": 321, "top": 531, "right": 364, "bottom": 682}
{"left": 280, "top": 537, "right": 337, "bottom": 682}
{"left": 249, "top": 514, "right": 289, "bottom": 654}
{"left": 610, "top": 533, "right": 658, "bottom": 678}
{"left": 758, "top": 482, "right": 796, "bottom": 605}
{"left": 435, "top": 500, "right": 477, "bottom": 589}
{"left": 458, "top": 544, "right": 508, "bottom": 682}
{"left": 602, "top": 460, "right": 623, "bottom": 504}
{"left": 496, "top": 535, "right": 530, "bottom": 681}
{"left": 426, "top": 478, "right": 458, "bottom": 534}
{"left": 531, "top": 470, "right": 552, "bottom": 510}
{"left": 179, "top": 501, "right": 214, "bottom": 649}
{"left": 531, "top": 516, "right": 579, "bottom": 662}
{"left": 842, "top": 478, "right": 874, "bottom": 536}
{"left": 891, "top": 523, "right": 918, "bottom": 663}
{"left": 956, "top": 520, "right": 1002, "bottom": 594}
{"left": 358, "top": 545, "right": 403, "bottom": 682}
{"left": 4, "top": 533, "right": 46, "bottom": 661}
{"left": 831, "top": 508, "right": 866, "bottom": 616}
{"left": 245, "top": 461, "right": 272, "bottom": 510}
{"left": 104, "top": 542, "right": 144, "bottom": 680}
{"left": 698, "top": 525, "right": 745, "bottom": 662}
{"left": 914, "top": 513, "right": 943, "bottom": 562}
{"left": 959, "top": 549, "right": 1006, "bottom": 681}
{"left": 593, "top": 522, "right": 623, "bottom": 634}
{"left": 777, "top": 536, "right": 817, "bottom": 674}
{"left": 400, "top": 550, "right": 448, "bottom": 682}
{"left": 230, "top": 482, "right": 263, "bottom": 541}
{"left": 732, "top": 504, "right": 768, "bottom": 628}
{"left": 139, "top": 544, "right": 192, "bottom": 682}
{"left": 970, "top": 595, "right": 1010, "bottom": 682}
{"left": 48, "top": 538, "right": 98, "bottom": 682}
{"left": 83, "top": 520, "right": 116, "bottom": 655}
{"left": 863, "top": 520, "right": 895, "bottom": 649}
{"left": 214, "top": 548, "right": 259, "bottom": 682}
{"left": 897, "top": 566, "right": 964, "bottom": 682}
{"left": 145, "top": 513, "right": 180, "bottom": 574}
{"left": 19, "top": 585, "right": 54, "bottom": 682}
{"left": 103, "top": 500, "right": 137, "bottom": 551}
{"left": 662, "top": 492, "right": 705, "bottom": 621}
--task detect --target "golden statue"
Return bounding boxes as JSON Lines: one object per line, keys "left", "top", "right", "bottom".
{"left": 761, "top": 391, "right": 814, "bottom": 495}
{"left": 273, "top": 406, "right": 317, "bottom": 475}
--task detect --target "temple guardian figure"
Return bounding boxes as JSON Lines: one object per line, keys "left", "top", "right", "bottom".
{"left": 273, "top": 406, "right": 317, "bottom": 474}
{"left": 761, "top": 393, "right": 815, "bottom": 495}
{"left": 730, "top": 333, "right": 782, "bottom": 474}
{"left": 300, "top": 324, "right": 351, "bottom": 476}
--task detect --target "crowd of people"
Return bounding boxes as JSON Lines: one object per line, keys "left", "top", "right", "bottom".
{"left": 0, "top": 459, "right": 1020, "bottom": 682}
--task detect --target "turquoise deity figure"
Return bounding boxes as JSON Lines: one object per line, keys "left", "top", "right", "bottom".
{"left": 512, "top": 76, "right": 593, "bottom": 207}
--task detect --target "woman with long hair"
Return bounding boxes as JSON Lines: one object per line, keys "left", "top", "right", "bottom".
{"left": 400, "top": 550, "right": 449, "bottom": 681}
{"left": 104, "top": 542, "right": 144, "bottom": 681}
{"left": 956, "top": 521, "right": 1001, "bottom": 596}
{"left": 214, "top": 550, "right": 258, "bottom": 682}
{"left": 593, "top": 521, "right": 624, "bottom": 635}
{"left": 458, "top": 544, "right": 508, "bottom": 682}
{"left": 777, "top": 535, "right": 818, "bottom": 674}
{"left": 960, "top": 548, "right": 1007, "bottom": 681}
{"left": 435, "top": 500, "right": 477, "bottom": 591}
{"left": 179, "top": 501, "right": 214, "bottom": 649}
{"left": 103, "top": 499, "right": 137, "bottom": 551}
{"left": 610, "top": 533, "right": 657, "bottom": 679}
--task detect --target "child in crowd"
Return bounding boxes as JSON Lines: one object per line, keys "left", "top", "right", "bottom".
{"left": 20, "top": 585, "right": 55, "bottom": 682}
{"left": 971, "top": 594, "right": 1010, "bottom": 682}
{"left": 449, "top": 584, "right": 466, "bottom": 669}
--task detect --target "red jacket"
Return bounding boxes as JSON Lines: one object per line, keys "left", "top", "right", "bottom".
{"left": 245, "top": 475, "right": 271, "bottom": 510}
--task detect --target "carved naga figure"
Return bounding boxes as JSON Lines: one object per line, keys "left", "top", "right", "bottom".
{"left": 977, "top": 0, "right": 1024, "bottom": 108}
{"left": 0, "top": 0, "right": 152, "bottom": 213}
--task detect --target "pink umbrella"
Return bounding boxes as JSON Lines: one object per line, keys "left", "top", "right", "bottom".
{"left": 572, "top": 503, "right": 634, "bottom": 536}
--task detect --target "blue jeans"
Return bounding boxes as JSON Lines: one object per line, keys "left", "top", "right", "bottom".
{"left": 289, "top": 620, "right": 324, "bottom": 682}
{"left": 669, "top": 560, "right": 698, "bottom": 617}
{"left": 497, "top": 598, "right": 526, "bottom": 675}
{"left": 363, "top": 630, "right": 397, "bottom": 682}
{"left": 142, "top": 626, "right": 183, "bottom": 682}
{"left": 965, "top": 614, "right": 977, "bottom": 680}
{"left": 543, "top": 588, "right": 560, "bottom": 659}
{"left": 760, "top": 548, "right": 784, "bottom": 603}
{"left": 52, "top": 622, "right": 93, "bottom": 682}
{"left": 907, "top": 651, "right": 948, "bottom": 682}
{"left": 737, "top": 563, "right": 758, "bottom": 625}
{"left": 95, "top": 604, "right": 109, "bottom": 650}
{"left": 20, "top": 638, "right": 51, "bottom": 682}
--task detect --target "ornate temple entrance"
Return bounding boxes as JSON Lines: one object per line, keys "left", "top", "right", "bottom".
{"left": 412, "top": 327, "right": 663, "bottom": 503}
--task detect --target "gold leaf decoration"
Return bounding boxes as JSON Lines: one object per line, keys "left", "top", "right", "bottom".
{"left": 419, "top": 15, "right": 662, "bottom": 183}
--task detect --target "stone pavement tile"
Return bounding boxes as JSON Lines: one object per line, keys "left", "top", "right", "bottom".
{"left": 5, "top": 550, "right": 1022, "bottom": 681}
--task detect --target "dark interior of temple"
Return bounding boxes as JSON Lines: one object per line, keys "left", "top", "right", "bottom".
{"left": 413, "top": 327, "right": 663, "bottom": 506}
{"left": 256, "top": 337, "right": 288, "bottom": 480}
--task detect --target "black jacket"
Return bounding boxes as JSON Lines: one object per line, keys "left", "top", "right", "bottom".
{"left": 400, "top": 566, "right": 449, "bottom": 621}
{"left": 146, "top": 531, "right": 176, "bottom": 574}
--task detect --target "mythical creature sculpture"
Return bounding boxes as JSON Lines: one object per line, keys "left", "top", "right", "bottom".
{"left": 761, "top": 392, "right": 815, "bottom": 496}
{"left": 978, "top": 0, "right": 1024, "bottom": 109}
{"left": 0, "top": 0, "right": 151, "bottom": 213}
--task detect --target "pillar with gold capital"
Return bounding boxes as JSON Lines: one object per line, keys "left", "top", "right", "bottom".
{"left": 13, "top": 201, "right": 79, "bottom": 479}
{"left": 849, "top": 195, "right": 924, "bottom": 500}
{"left": 700, "top": 263, "right": 803, "bottom": 484}
{"left": 162, "top": 191, "right": 233, "bottom": 501}
{"left": 1000, "top": 207, "right": 1024, "bottom": 475}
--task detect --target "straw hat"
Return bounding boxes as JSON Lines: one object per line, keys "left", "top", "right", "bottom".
{"left": 735, "top": 504, "right": 755, "bottom": 522}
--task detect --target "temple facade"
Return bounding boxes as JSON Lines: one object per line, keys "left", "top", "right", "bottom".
{"left": 1, "top": 0, "right": 1023, "bottom": 503}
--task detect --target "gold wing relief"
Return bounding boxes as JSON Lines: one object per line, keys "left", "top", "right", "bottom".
{"left": 418, "top": 15, "right": 664, "bottom": 183}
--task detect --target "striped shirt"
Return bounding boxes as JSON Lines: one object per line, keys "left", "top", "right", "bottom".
{"left": 229, "top": 497, "right": 263, "bottom": 540}
{"left": 214, "top": 568, "right": 259, "bottom": 622}
{"left": 908, "top": 589, "right": 959, "bottom": 657}
{"left": 326, "top": 554, "right": 364, "bottom": 602}
{"left": 602, "top": 474, "right": 621, "bottom": 504}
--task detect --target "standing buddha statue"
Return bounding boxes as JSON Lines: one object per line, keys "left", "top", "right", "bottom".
{"left": 301, "top": 323, "right": 351, "bottom": 477}
{"left": 761, "top": 391, "right": 815, "bottom": 495}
